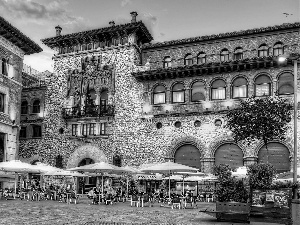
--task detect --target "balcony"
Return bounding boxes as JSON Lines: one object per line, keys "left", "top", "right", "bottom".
{"left": 62, "top": 104, "right": 115, "bottom": 119}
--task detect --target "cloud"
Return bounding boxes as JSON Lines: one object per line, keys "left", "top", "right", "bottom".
{"left": 140, "top": 12, "right": 161, "bottom": 40}
{"left": 0, "top": 0, "right": 91, "bottom": 34}
{"left": 121, "top": 0, "right": 132, "bottom": 7}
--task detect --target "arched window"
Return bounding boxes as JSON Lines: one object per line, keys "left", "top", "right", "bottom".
{"left": 197, "top": 52, "right": 206, "bottom": 64}
{"left": 220, "top": 49, "right": 229, "bottom": 62}
{"left": 184, "top": 54, "right": 193, "bottom": 66}
{"left": 21, "top": 101, "right": 28, "bottom": 114}
{"left": 255, "top": 75, "right": 271, "bottom": 96}
{"left": 232, "top": 77, "right": 247, "bottom": 98}
{"left": 211, "top": 79, "right": 226, "bottom": 100}
{"left": 87, "top": 43, "right": 93, "bottom": 50}
{"left": 81, "top": 44, "right": 87, "bottom": 51}
{"left": 32, "top": 125, "right": 42, "bottom": 138}
{"left": 172, "top": 83, "right": 185, "bottom": 103}
{"left": 258, "top": 44, "right": 269, "bottom": 57}
{"left": 0, "top": 93, "right": 4, "bottom": 113}
{"left": 233, "top": 47, "right": 243, "bottom": 60}
{"left": 163, "top": 56, "right": 171, "bottom": 68}
{"left": 153, "top": 85, "right": 166, "bottom": 104}
{"left": 55, "top": 155, "right": 63, "bottom": 169}
{"left": 86, "top": 88, "right": 96, "bottom": 106}
{"left": 191, "top": 81, "right": 206, "bottom": 101}
{"left": 121, "top": 36, "right": 128, "bottom": 45}
{"left": 278, "top": 72, "right": 293, "bottom": 95}
{"left": 32, "top": 100, "right": 40, "bottom": 114}
{"left": 273, "top": 42, "right": 284, "bottom": 56}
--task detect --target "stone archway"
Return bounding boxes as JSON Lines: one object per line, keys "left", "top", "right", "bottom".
{"left": 214, "top": 143, "right": 244, "bottom": 169}
{"left": 66, "top": 145, "right": 107, "bottom": 169}
{"left": 173, "top": 144, "right": 202, "bottom": 170}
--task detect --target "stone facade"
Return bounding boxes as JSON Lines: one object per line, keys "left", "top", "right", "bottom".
{"left": 20, "top": 18, "right": 300, "bottom": 174}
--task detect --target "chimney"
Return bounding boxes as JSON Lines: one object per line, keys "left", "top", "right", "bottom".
{"left": 130, "top": 11, "right": 138, "bottom": 23}
{"left": 55, "top": 25, "right": 62, "bottom": 36}
{"left": 109, "top": 21, "right": 115, "bottom": 26}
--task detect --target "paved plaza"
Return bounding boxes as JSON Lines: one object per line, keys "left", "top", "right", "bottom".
{"left": 0, "top": 197, "right": 284, "bottom": 225}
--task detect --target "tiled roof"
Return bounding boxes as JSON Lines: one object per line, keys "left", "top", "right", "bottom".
{"left": 42, "top": 21, "right": 153, "bottom": 49}
{"left": 0, "top": 16, "right": 42, "bottom": 55}
{"left": 142, "top": 22, "right": 300, "bottom": 49}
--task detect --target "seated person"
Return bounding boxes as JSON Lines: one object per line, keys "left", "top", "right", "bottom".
{"left": 92, "top": 188, "right": 100, "bottom": 204}
{"left": 87, "top": 188, "right": 94, "bottom": 199}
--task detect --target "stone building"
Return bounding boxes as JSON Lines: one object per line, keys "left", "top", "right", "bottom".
{"left": 19, "top": 12, "right": 300, "bottom": 183}
{"left": 0, "top": 16, "right": 42, "bottom": 188}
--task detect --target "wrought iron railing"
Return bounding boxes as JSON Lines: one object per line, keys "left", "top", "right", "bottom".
{"left": 62, "top": 104, "right": 114, "bottom": 119}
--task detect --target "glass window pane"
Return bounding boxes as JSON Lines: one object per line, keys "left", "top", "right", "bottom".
{"left": 173, "top": 83, "right": 184, "bottom": 91}
{"left": 233, "top": 85, "right": 247, "bottom": 98}
{"left": 256, "top": 84, "right": 270, "bottom": 96}
{"left": 212, "top": 79, "right": 226, "bottom": 88}
{"left": 154, "top": 93, "right": 165, "bottom": 104}
{"left": 278, "top": 73, "right": 293, "bottom": 95}
{"left": 212, "top": 88, "right": 226, "bottom": 100}
{"left": 154, "top": 85, "right": 165, "bottom": 93}
{"left": 173, "top": 91, "right": 185, "bottom": 103}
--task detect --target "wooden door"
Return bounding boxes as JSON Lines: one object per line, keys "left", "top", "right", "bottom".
{"left": 258, "top": 142, "right": 290, "bottom": 173}
{"left": 215, "top": 144, "right": 244, "bottom": 169}
{"left": 174, "top": 144, "right": 201, "bottom": 170}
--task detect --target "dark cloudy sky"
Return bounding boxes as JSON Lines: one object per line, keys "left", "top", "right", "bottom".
{"left": 0, "top": 0, "right": 298, "bottom": 72}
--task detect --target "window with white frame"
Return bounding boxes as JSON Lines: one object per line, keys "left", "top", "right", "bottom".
{"left": 163, "top": 56, "right": 171, "bottom": 68}
{"left": 278, "top": 72, "right": 293, "bottom": 95}
{"left": 32, "top": 100, "right": 40, "bottom": 114}
{"left": 191, "top": 81, "right": 206, "bottom": 102}
{"left": 184, "top": 54, "right": 193, "bottom": 66}
{"left": 211, "top": 79, "right": 226, "bottom": 100}
{"left": 273, "top": 42, "right": 284, "bottom": 56}
{"left": 100, "top": 123, "right": 107, "bottom": 135}
{"left": 258, "top": 44, "right": 269, "bottom": 57}
{"left": 220, "top": 49, "right": 229, "bottom": 62}
{"left": 172, "top": 83, "right": 185, "bottom": 103}
{"left": 255, "top": 75, "right": 271, "bottom": 96}
{"left": 81, "top": 124, "right": 87, "bottom": 136}
{"left": 232, "top": 77, "right": 247, "bottom": 98}
{"left": 233, "top": 47, "right": 243, "bottom": 60}
{"left": 197, "top": 52, "right": 206, "bottom": 64}
{"left": 153, "top": 85, "right": 166, "bottom": 104}
{"left": 72, "top": 124, "right": 78, "bottom": 136}
{"left": 88, "top": 123, "right": 96, "bottom": 135}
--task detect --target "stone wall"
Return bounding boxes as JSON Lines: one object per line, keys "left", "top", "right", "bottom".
{"left": 19, "top": 27, "right": 300, "bottom": 173}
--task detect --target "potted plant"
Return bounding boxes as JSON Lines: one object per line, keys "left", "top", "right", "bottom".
{"left": 212, "top": 164, "right": 250, "bottom": 222}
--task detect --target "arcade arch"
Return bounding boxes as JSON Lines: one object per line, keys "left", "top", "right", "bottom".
{"left": 214, "top": 143, "right": 244, "bottom": 169}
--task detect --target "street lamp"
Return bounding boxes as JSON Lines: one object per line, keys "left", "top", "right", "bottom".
{"left": 278, "top": 54, "right": 300, "bottom": 200}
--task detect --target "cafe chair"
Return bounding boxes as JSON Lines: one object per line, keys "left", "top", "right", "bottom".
{"left": 171, "top": 196, "right": 182, "bottom": 209}
{"left": 130, "top": 195, "right": 140, "bottom": 207}
{"left": 140, "top": 194, "right": 153, "bottom": 207}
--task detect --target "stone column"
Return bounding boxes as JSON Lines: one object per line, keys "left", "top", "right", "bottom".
{"left": 201, "top": 157, "right": 215, "bottom": 173}
{"left": 272, "top": 78, "right": 277, "bottom": 96}
{"left": 166, "top": 89, "right": 171, "bottom": 104}
{"left": 243, "top": 157, "right": 258, "bottom": 166}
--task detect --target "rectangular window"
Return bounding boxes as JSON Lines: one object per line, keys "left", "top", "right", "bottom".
{"left": 153, "top": 93, "right": 166, "bottom": 104}
{"left": 20, "top": 127, "right": 26, "bottom": 138}
{"left": 172, "top": 92, "right": 185, "bottom": 103}
{"left": 72, "top": 124, "right": 78, "bottom": 136}
{"left": 220, "top": 55, "right": 229, "bottom": 62}
{"left": 100, "top": 123, "right": 107, "bottom": 135}
{"left": 233, "top": 53, "right": 243, "bottom": 60}
{"left": 256, "top": 84, "right": 270, "bottom": 96}
{"left": 82, "top": 124, "right": 87, "bottom": 136}
{"left": 32, "top": 125, "right": 42, "bottom": 138}
{"left": 0, "top": 133, "right": 5, "bottom": 162}
{"left": 212, "top": 88, "right": 226, "bottom": 100}
{"left": 258, "top": 50, "right": 268, "bottom": 57}
{"left": 0, "top": 93, "right": 4, "bottom": 113}
{"left": 233, "top": 85, "right": 247, "bottom": 98}
{"left": 88, "top": 123, "right": 96, "bottom": 135}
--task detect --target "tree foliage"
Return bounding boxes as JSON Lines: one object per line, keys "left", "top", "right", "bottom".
{"left": 247, "top": 163, "right": 277, "bottom": 190}
{"left": 226, "top": 96, "right": 292, "bottom": 145}
{"left": 213, "top": 164, "right": 249, "bottom": 202}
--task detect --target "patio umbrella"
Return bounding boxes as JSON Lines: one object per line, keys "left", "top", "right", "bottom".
{"left": 232, "top": 166, "right": 248, "bottom": 179}
{"left": 0, "top": 160, "right": 42, "bottom": 196}
{"left": 68, "top": 162, "right": 121, "bottom": 200}
{"left": 141, "top": 161, "right": 198, "bottom": 199}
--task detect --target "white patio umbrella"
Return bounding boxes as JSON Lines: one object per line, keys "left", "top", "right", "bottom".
{"left": 0, "top": 160, "right": 42, "bottom": 197}
{"left": 68, "top": 161, "right": 122, "bottom": 200}
{"left": 232, "top": 166, "right": 248, "bottom": 179}
{"left": 141, "top": 161, "right": 198, "bottom": 199}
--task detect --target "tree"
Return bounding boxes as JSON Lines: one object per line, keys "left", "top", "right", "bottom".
{"left": 226, "top": 96, "right": 292, "bottom": 162}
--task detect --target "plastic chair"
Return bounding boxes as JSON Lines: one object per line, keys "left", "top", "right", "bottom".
{"left": 130, "top": 195, "right": 140, "bottom": 207}
{"left": 171, "top": 196, "right": 182, "bottom": 209}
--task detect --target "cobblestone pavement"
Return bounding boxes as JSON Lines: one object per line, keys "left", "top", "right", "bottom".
{"left": 0, "top": 197, "right": 283, "bottom": 225}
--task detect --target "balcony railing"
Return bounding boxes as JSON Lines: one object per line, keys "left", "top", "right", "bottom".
{"left": 62, "top": 104, "right": 114, "bottom": 119}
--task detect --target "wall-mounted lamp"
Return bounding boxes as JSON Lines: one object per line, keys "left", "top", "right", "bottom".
{"left": 203, "top": 101, "right": 212, "bottom": 111}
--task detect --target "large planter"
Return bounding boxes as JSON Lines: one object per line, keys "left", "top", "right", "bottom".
{"left": 251, "top": 188, "right": 292, "bottom": 225}
{"left": 216, "top": 201, "right": 250, "bottom": 223}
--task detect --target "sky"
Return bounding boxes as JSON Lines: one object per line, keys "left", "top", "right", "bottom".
{"left": 0, "top": 0, "right": 299, "bottom": 73}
